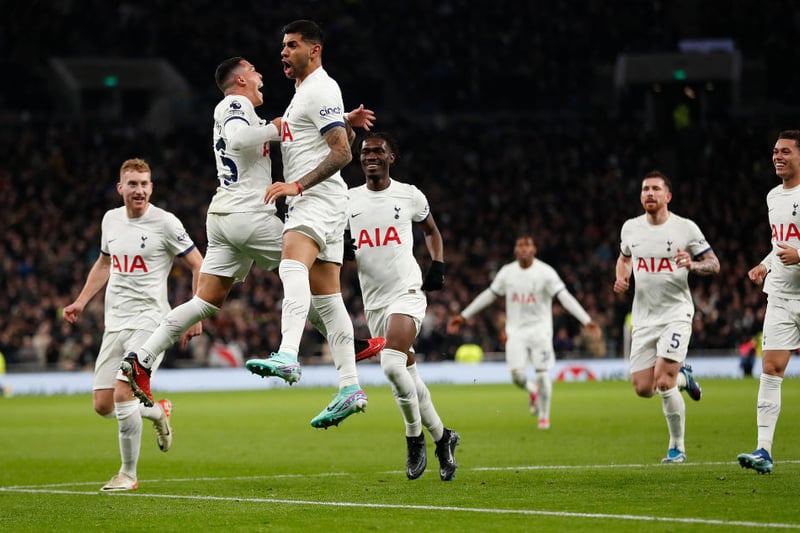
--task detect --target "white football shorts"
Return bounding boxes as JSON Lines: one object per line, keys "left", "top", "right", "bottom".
{"left": 202, "top": 211, "right": 283, "bottom": 280}
{"left": 94, "top": 329, "right": 164, "bottom": 390}
{"left": 284, "top": 192, "right": 346, "bottom": 263}
{"left": 504, "top": 330, "right": 556, "bottom": 372}
{"left": 365, "top": 291, "right": 427, "bottom": 339}
{"left": 628, "top": 321, "right": 692, "bottom": 373}
{"left": 762, "top": 295, "right": 800, "bottom": 351}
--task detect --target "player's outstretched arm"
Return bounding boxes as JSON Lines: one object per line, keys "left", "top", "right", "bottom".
{"left": 446, "top": 315, "right": 465, "bottom": 334}
{"left": 63, "top": 255, "right": 111, "bottom": 323}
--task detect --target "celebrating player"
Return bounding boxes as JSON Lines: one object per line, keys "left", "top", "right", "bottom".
{"left": 120, "top": 57, "right": 383, "bottom": 408}
{"left": 448, "top": 235, "right": 600, "bottom": 430}
{"left": 614, "top": 170, "right": 719, "bottom": 463}
{"left": 738, "top": 130, "right": 800, "bottom": 474}
{"left": 348, "top": 132, "right": 460, "bottom": 480}
{"left": 246, "top": 20, "right": 376, "bottom": 429}
{"left": 64, "top": 158, "right": 203, "bottom": 491}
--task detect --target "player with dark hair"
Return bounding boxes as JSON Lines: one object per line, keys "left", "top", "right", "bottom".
{"left": 449, "top": 235, "right": 600, "bottom": 430}
{"left": 348, "top": 132, "right": 460, "bottom": 480}
{"left": 121, "top": 57, "right": 382, "bottom": 408}
{"left": 246, "top": 20, "right": 377, "bottom": 429}
{"left": 738, "top": 130, "right": 800, "bottom": 474}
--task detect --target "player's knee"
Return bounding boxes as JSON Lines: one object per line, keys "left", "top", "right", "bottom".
{"left": 93, "top": 400, "right": 114, "bottom": 418}
{"left": 633, "top": 382, "right": 655, "bottom": 398}
{"left": 191, "top": 294, "right": 223, "bottom": 316}
{"left": 510, "top": 369, "right": 527, "bottom": 389}
{"left": 654, "top": 374, "right": 678, "bottom": 392}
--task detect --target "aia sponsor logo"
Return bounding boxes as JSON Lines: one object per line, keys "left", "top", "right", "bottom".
{"left": 511, "top": 292, "right": 537, "bottom": 304}
{"left": 635, "top": 257, "right": 675, "bottom": 273}
{"left": 281, "top": 121, "right": 294, "bottom": 142}
{"left": 111, "top": 255, "right": 149, "bottom": 273}
{"left": 357, "top": 227, "right": 401, "bottom": 248}
{"left": 772, "top": 223, "right": 800, "bottom": 241}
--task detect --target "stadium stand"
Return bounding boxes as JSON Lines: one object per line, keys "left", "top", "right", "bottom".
{"left": 2, "top": 1, "right": 799, "bottom": 370}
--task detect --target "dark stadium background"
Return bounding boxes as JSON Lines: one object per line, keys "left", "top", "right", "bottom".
{"left": 2, "top": 0, "right": 798, "bottom": 371}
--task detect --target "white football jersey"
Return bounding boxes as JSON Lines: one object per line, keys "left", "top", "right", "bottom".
{"left": 489, "top": 259, "right": 566, "bottom": 340}
{"left": 280, "top": 67, "right": 348, "bottom": 201}
{"left": 100, "top": 204, "right": 196, "bottom": 332}
{"left": 210, "top": 94, "right": 279, "bottom": 214}
{"left": 348, "top": 179, "right": 430, "bottom": 310}
{"left": 763, "top": 183, "right": 800, "bottom": 299}
{"left": 619, "top": 212, "right": 711, "bottom": 327}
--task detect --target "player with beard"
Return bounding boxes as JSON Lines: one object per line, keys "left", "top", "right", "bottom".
{"left": 614, "top": 170, "right": 719, "bottom": 463}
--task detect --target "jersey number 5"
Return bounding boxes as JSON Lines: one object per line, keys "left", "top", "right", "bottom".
{"left": 215, "top": 138, "right": 239, "bottom": 186}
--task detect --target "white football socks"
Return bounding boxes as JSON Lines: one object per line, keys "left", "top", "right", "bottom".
{"left": 115, "top": 399, "right": 142, "bottom": 480}
{"left": 407, "top": 363, "right": 444, "bottom": 442}
{"left": 659, "top": 386, "right": 686, "bottom": 451}
{"left": 535, "top": 370, "right": 552, "bottom": 421}
{"left": 382, "top": 349, "right": 421, "bottom": 437}
{"left": 139, "top": 296, "right": 219, "bottom": 369}
{"left": 756, "top": 373, "right": 783, "bottom": 454}
{"left": 277, "top": 259, "right": 310, "bottom": 358}
{"left": 311, "top": 293, "right": 358, "bottom": 387}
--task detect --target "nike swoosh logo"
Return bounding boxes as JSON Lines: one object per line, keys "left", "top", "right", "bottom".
{"left": 350, "top": 213, "right": 361, "bottom": 218}
{"left": 108, "top": 239, "right": 117, "bottom": 243}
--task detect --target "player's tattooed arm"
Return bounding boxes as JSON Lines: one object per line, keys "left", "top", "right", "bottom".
{"left": 296, "top": 126, "right": 352, "bottom": 191}
{"left": 690, "top": 250, "right": 720, "bottom": 276}
{"left": 343, "top": 115, "right": 356, "bottom": 146}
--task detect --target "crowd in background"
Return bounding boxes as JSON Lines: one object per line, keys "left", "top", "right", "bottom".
{"left": 2, "top": 0, "right": 798, "bottom": 371}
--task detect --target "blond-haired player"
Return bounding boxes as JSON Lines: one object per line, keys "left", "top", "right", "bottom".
{"left": 64, "top": 158, "right": 203, "bottom": 491}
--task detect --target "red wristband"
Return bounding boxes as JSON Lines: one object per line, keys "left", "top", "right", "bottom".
{"left": 294, "top": 182, "right": 303, "bottom": 196}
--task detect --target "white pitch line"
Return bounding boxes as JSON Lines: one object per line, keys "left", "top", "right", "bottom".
{"left": 3, "top": 472, "right": 350, "bottom": 490}
{"left": 1, "top": 487, "right": 799, "bottom": 530}
{"left": 6, "top": 459, "right": 790, "bottom": 489}
{"left": 3, "top": 461, "right": 800, "bottom": 530}
{"left": 470, "top": 459, "right": 800, "bottom": 472}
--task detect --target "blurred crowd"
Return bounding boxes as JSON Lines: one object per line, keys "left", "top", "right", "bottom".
{"left": 2, "top": 0, "right": 799, "bottom": 371}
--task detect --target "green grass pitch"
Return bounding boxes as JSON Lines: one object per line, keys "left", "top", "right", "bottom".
{"left": 1, "top": 378, "right": 799, "bottom": 532}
